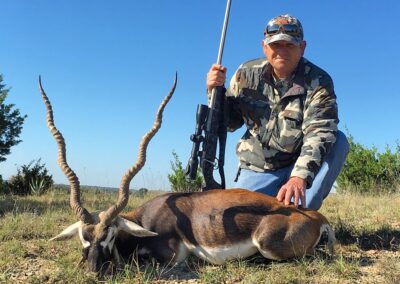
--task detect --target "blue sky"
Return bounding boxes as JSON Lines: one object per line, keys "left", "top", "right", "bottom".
{"left": 1, "top": 0, "right": 399, "bottom": 190}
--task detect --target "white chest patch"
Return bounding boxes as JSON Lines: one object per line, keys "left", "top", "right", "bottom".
{"left": 184, "top": 239, "right": 258, "bottom": 265}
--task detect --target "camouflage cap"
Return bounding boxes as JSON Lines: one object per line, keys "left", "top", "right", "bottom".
{"left": 263, "top": 14, "right": 304, "bottom": 45}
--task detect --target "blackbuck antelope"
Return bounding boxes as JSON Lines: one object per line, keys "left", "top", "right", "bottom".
{"left": 40, "top": 75, "right": 335, "bottom": 275}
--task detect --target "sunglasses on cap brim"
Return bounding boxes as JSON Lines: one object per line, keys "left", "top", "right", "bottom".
{"left": 264, "top": 24, "right": 301, "bottom": 37}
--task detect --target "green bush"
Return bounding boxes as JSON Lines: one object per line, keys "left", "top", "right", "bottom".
{"left": 7, "top": 159, "right": 54, "bottom": 195}
{"left": 338, "top": 134, "right": 400, "bottom": 193}
{"left": 168, "top": 151, "right": 203, "bottom": 193}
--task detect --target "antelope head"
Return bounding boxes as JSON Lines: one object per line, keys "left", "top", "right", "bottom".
{"left": 39, "top": 74, "right": 177, "bottom": 274}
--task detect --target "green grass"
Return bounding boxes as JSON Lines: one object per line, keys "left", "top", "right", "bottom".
{"left": 0, "top": 188, "right": 399, "bottom": 283}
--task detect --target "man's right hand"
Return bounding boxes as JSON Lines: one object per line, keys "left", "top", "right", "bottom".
{"left": 207, "top": 64, "right": 227, "bottom": 93}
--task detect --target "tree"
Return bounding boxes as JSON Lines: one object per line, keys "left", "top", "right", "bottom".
{"left": 0, "top": 74, "right": 26, "bottom": 162}
{"left": 137, "top": 187, "right": 149, "bottom": 197}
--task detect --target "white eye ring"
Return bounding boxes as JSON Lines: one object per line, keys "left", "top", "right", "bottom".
{"left": 100, "top": 227, "right": 116, "bottom": 252}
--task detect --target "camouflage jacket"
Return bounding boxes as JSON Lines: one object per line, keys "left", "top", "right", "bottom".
{"left": 225, "top": 57, "right": 338, "bottom": 187}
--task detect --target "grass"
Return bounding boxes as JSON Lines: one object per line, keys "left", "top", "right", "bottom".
{"left": 0, "top": 188, "right": 399, "bottom": 283}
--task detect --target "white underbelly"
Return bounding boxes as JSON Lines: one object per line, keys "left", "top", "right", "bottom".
{"left": 184, "top": 239, "right": 258, "bottom": 265}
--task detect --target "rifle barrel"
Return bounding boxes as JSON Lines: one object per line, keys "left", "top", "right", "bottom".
{"left": 216, "top": 0, "right": 232, "bottom": 65}
{"left": 210, "top": 0, "right": 232, "bottom": 109}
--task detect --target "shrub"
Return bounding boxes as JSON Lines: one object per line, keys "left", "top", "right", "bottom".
{"left": 136, "top": 187, "right": 149, "bottom": 197}
{"left": 337, "top": 134, "right": 400, "bottom": 193}
{"left": 168, "top": 151, "right": 203, "bottom": 193}
{"left": 7, "top": 159, "right": 54, "bottom": 195}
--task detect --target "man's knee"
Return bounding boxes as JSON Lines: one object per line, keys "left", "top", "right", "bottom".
{"left": 335, "top": 131, "right": 350, "bottom": 157}
{"left": 306, "top": 195, "right": 323, "bottom": 210}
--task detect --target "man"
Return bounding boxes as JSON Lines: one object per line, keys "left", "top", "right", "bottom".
{"left": 207, "top": 14, "right": 349, "bottom": 210}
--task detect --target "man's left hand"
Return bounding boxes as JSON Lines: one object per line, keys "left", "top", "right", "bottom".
{"left": 276, "top": 177, "right": 306, "bottom": 207}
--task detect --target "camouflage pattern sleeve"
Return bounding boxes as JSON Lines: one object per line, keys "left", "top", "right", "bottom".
{"left": 290, "top": 80, "right": 338, "bottom": 187}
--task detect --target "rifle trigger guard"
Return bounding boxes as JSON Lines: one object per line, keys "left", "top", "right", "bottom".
{"left": 203, "top": 157, "right": 219, "bottom": 170}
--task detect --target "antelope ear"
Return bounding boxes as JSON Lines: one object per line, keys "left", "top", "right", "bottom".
{"left": 116, "top": 217, "right": 158, "bottom": 237}
{"left": 49, "top": 221, "right": 82, "bottom": 241}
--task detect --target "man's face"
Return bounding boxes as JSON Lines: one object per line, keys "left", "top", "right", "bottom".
{"left": 262, "top": 40, "right": 306, "bottom": 79}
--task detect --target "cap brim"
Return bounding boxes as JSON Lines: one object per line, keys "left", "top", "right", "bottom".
{"left": 264, "top": 33, "right": 302, "bottom": 45}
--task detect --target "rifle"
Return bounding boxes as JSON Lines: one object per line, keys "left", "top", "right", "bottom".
{"left": 185, "top": 0, "right": 232, "bottom": 191}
